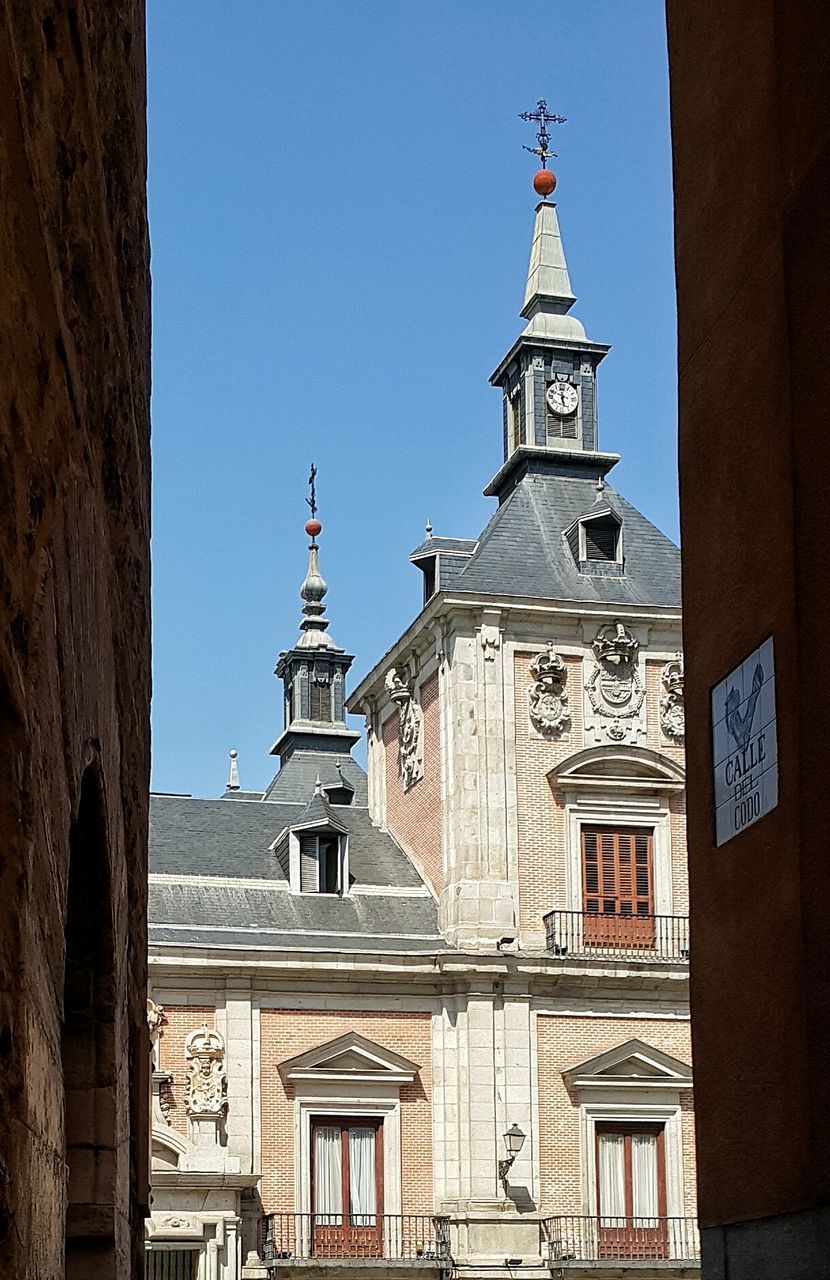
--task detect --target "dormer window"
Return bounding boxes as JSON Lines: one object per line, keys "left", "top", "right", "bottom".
{"left": 278, "top": 785, "right": 351, "bottom": 895}
{"left": 299, "top": 832, "right": 345, "bottom": 893}
{"left": 584, "top": 514, "right": 621, "bottom": 562}
{"left": 565, "top": 507, "right": 624, "bottom": 574}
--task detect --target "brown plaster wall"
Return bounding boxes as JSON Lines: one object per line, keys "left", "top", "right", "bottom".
{"left": 0, "top": 2, "right": 150, "bottom": 1276}
{"left": 667, "top": 0, "right": 830, "bottom": 1232}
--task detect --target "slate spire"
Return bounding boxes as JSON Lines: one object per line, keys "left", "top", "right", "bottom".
{"left": 271, "top": 469, "right": 359, "bottom": 768}
{"left": 486, "top": 148, "right": 615, "bottom": 499}
{"left": 520, "top": 201, "right": 587, "bottom": 343}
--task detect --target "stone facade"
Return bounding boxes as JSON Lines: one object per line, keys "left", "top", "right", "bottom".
{"left": 147, "top": 188, "right": 694, "bottom": 1280}
{"left": 0, "top": 3, "right": 151, "bottom": 1278}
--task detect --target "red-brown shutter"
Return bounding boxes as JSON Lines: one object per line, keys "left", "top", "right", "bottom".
{"left": 582, "top": 827, "right": 654, "bottom": 947}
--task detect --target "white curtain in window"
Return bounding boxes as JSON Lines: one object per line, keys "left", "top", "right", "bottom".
{"left": 631, "top": 1133, "right": 659, "bottom": 1220}
{"left": 348, "top": 1126, "right": 377, "bottom": 1226}
{"left": 314, "top": 1126, "right": 342, "bottom": 1225}
{"left": 598, "top": 1133, "right": 626, "bottom": 1224}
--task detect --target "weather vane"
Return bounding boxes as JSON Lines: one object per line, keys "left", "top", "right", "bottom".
{"left": 520, "top": 99, "right": 566, "bottom": 199}
{"left": 306, "top": 463, "right": 318, "bottom": 519}
{"left": 304, "top": 463, "right": 322, "bottom": 546}
{"left": 519, "top": 98, "right": 566, "bottom": 168}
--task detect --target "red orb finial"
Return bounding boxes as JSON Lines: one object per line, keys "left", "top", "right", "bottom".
{"left": 305, "top": 518, "right": 322, "bottom": 538}
{"left": 533, "top": 169, "right": 557, "bottom": 198}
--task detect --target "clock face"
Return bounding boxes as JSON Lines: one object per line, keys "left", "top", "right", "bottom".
{"left": 546, "top": 380, "right": 579, "bottom": 417}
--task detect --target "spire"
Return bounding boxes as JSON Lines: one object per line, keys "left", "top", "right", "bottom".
{"left": 296, "top": 464, "right": 338, "bottom": 651}
{"left": 271, "top": 465, "right": 359, "bottom": 769}
{"left": 485, "top": 103, "right": 615, "bottom": 500}
{"left": 226, "top": 748, "right": 240, "bottom": 791}
{"left": 520, "top": 202, "right": 586, "bottom": 342}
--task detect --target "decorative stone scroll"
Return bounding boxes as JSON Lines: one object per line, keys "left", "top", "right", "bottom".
{"left": 660, "top": 654, "right": 685, "bottom": 741}
{"left": 528, "top": 646, "right": 571, "bottom": 736}
{"left": 585, "top": 621, "right": 646, "bottom": 743}
{"left": 385, "top": 665, "right": 424, "bottom": 790}
{"left": 184, "top": 1026, "right": 228, "bottom": 1117}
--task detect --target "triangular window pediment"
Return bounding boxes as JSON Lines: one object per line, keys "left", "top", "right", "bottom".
{"left": 278, "top": 1031, "right": 420, "bottom": 1085}
{"left": 563, "top": 1038, "right": 692, "bottom": 1092}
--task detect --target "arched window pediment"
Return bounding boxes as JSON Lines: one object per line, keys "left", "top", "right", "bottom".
{"left": 550, "top": 745, "right": 685, "bottom": 793}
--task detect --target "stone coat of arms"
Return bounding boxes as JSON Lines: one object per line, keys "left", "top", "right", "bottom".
{"left": 660, "top": 654, "right": 685, "bottom": 741}
{"left": 585, "top": 621, "right": 645, "bottom": 742}
{"left": 528, "top": 647, "right": 570, "bottom": 736}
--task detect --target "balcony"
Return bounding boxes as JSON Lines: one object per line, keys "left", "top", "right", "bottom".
{"left": 542, "top": 1216, "right": 700, "bottom": 1271}
{"left": 543, "top": 911, "right": 689, "bottom": 964}
{"left": 261, "top": 1213, "right": 452, "bottom": 1275}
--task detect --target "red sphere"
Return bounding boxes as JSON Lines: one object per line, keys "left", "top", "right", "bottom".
{"left": 533, "top": 169, "right": 557, "bottom": 197}
{"left": 305, "top": 518, "right": 322, "bottom": 538}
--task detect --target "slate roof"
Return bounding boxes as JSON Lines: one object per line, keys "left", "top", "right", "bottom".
{"left": 263, "top": 750, "right": 368, "bottom": 805}
{"left": 148, "top": 883, "right": 443, "bottom": 953}
{"left": 410, "top": 536, "right": 478, "bottom": 559}
{"left": 450, "top": 467, "right": 680, "bottom": 606}
{"left": 148, "top": 794, "right": 443, "bottom": 953}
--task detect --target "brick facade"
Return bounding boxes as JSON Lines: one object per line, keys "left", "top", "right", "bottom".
{"left": 514, "top": 652, "right": 583, "bottom": 931}
{"left": 536, "top": 1015, "right": 696, "bottom": 1217}
{"left": 157, "top": 1006, "right": 216, "bottom": 1137}
{"left": 259, "top": 1008, "right": 434, "bottom": 1216}
{"left": 382, "top": 670, "right": 442, "bottom": 895}
{"left": 514, "top": 650, "right": 688, "bottom": 932}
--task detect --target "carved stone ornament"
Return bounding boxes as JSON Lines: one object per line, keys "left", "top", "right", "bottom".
{"left": 480, "top": 621, "right": 501, "bottom": 662}
{"left": 184, "top": 1026, "right": 228, "bottom": 1117}
{"left": 147, "top": 997, "right": 165, "bottom": 1069}
{"left": 147, "top": 997, "right": 165, "bottom": 1039}
{"left": 529, "top": 647, "right": 570, "bottom": 736}
{"left": 585, "top": 621, "right": 645, "bottom": 742}
{"left": 660, "top": 654, "right": 685, "bottom": 741}
{"left": 385, "top": 664, "right": 424, "bottom": 790}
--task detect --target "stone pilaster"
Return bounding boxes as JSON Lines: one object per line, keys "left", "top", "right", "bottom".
{"left": 219, "top": 978, "right": 254, "bottom": 1172}
{"left": 439, "top": 615, "right": 516, "bottom": 947}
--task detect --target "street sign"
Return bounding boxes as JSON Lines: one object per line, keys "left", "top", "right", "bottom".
{"left": 712, "top": 637, "right": 778, "bottom": 846}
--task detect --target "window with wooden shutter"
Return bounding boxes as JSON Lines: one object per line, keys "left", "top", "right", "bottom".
{"left": 582, "top": 827, "right": 654, "bottom": 947}
{"left": 300, "top": 834, "right": 320, "bottom": 892}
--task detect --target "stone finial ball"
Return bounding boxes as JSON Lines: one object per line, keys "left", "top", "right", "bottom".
{"left": 305, "top": 518, "right": 322, "bottom": 538}
{"left": 533, "top": 169, "right": 557, "bottom": 197}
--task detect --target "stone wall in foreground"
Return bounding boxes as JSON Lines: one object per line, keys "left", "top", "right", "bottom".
{"left": 0, "top": 2, "right": 151, "bottom": 1276}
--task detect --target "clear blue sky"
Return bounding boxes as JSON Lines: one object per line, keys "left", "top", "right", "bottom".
{"left": 148, "top": 0, "right": 677, "bottom": 798}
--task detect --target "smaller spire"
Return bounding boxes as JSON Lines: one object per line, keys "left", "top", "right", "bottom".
{"left": 227, "top": 748, "right": 240, "bottom": 791}
{"left": 314, "top": 774, "right": 323, "bottom": 796}
{"left": 425, "top": 518, "right": 433, "bottom": 540}
{"left": 595, "top": 475, "right": 605, "bottom": 503}
{"left": 297, "top": 465, "right": 338, "bottom": 651}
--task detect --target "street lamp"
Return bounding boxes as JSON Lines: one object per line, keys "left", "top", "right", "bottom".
{"left": 498, "top": 1123, "right": 526, "bottom": 1184}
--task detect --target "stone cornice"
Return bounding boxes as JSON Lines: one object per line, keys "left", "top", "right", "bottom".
{"left": 347, "top": 593, "right": 682, "bottom": 712}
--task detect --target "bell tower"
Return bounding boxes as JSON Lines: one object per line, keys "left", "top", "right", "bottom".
{"left": 487, "top": 102, "right": 617, "bottom": 500}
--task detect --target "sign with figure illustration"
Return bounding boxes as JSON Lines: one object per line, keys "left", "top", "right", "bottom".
{"left": 712, "top": 637, "right": 778, "bottom": 846}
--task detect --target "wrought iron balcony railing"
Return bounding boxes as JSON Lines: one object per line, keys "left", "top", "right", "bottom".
{"left": 541, "top": 1215, "right": 700, "bottom": 1264}
{"left": 262, "top": 1213, "right": 452, "bottom": 1265}
{"left": 543, "top": 910, "right": 690, "bottom": 963}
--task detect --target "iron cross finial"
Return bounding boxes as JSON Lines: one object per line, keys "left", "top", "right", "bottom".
{"left": 306, "top": 463, "right": 318, "bottom": 519}
{"left": 519, "top": 98, "right": 567, "bottom": 168}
